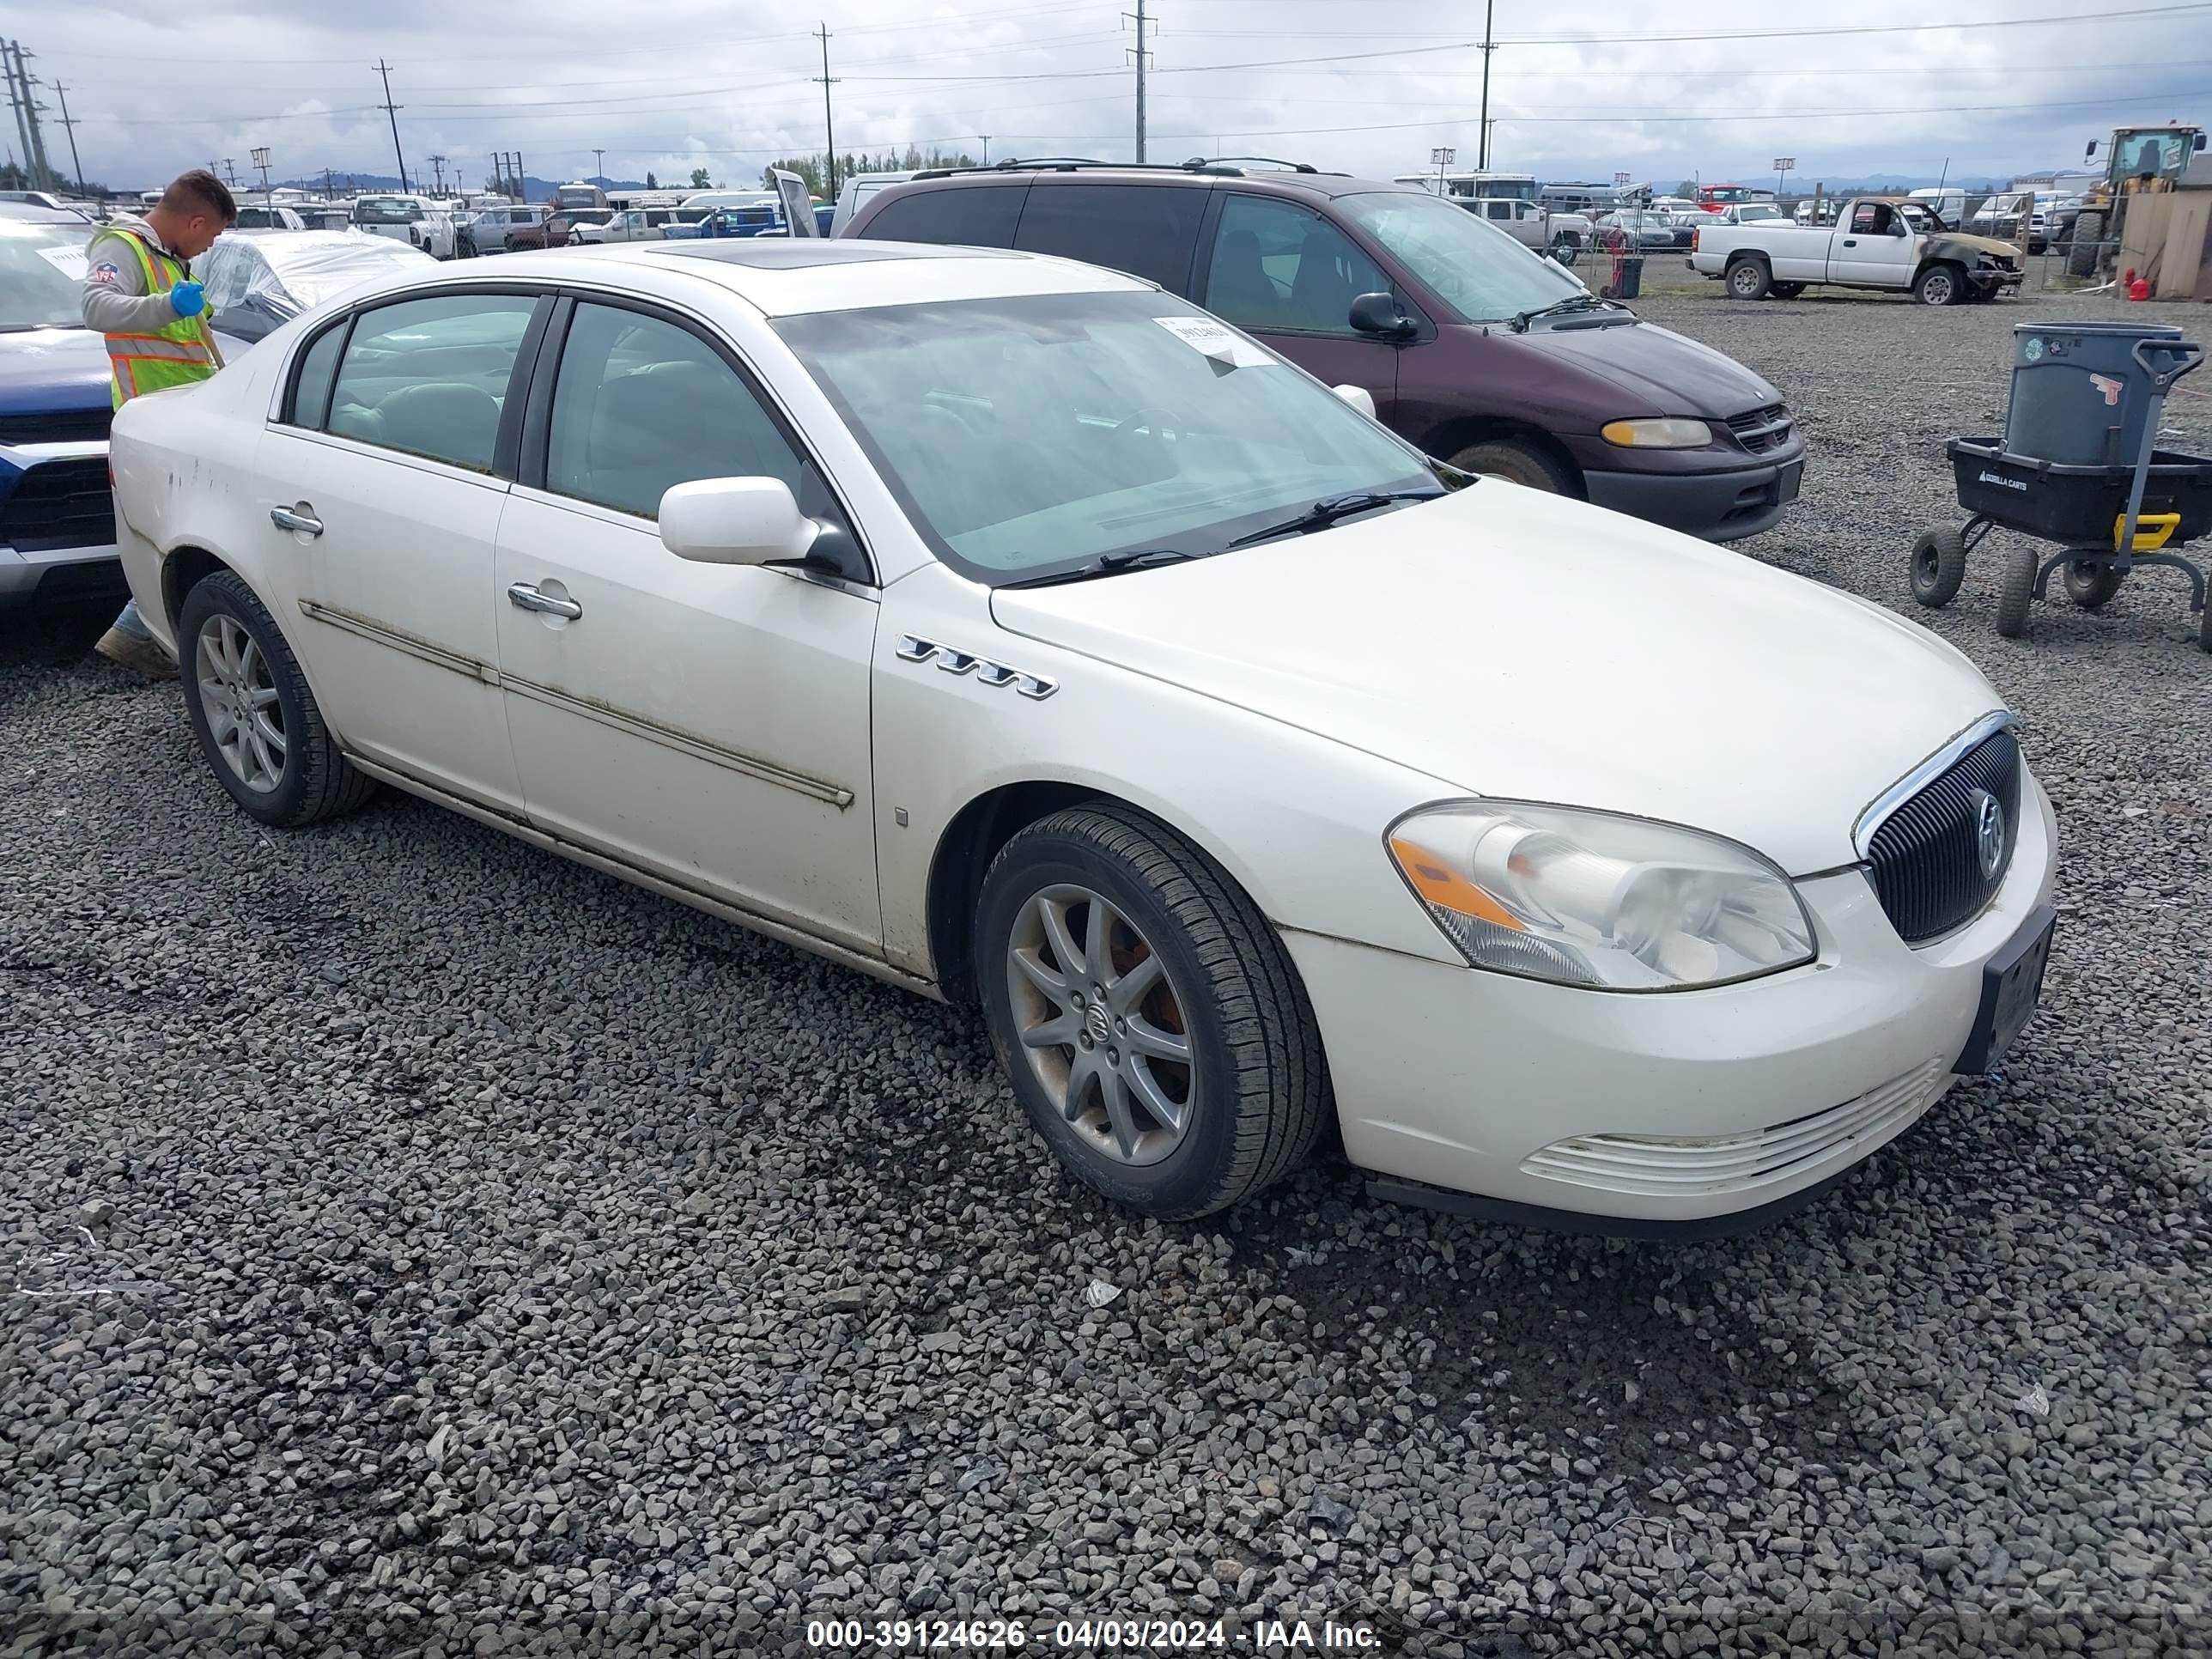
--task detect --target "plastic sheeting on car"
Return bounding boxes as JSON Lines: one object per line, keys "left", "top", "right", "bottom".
{"left": 191, "top": 229, "right": 438, "bottom": 343}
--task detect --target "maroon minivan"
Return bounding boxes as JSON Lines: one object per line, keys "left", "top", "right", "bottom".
{"left": 843, "top": 161, "right": 1803, "bottom": 540}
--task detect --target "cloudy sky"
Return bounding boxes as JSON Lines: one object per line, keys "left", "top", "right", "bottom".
{"left": 19, "top": 0, "right": 2212, "bottom": 195}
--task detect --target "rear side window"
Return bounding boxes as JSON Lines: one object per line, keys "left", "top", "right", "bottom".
{"left": 1012, "top": 184, "right": 1205, "bottom": 292}
{"left": 859, "top": 185, "right": 1022, "bottom": 248}
{"left": 324, "top": 293, "right": 538, "bottom": 471}
{"left": 288, "top": 322, "right": 346, "bottom": 428}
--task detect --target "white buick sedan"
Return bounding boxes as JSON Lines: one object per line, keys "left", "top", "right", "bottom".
{"left": 108, "top": 240, "right": 2057, "bottom": 1231}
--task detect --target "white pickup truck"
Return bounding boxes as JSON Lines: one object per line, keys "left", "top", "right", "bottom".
{"left": 1460, "top": 196, "right": 1595, "bottom": 258}
{"left": 1690, "top": 198, "right": 2024, "bottom": 306}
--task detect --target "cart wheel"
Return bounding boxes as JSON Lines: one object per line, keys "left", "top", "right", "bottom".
{"left": 2200, "top": 598, "right": 2212, "bottom": 653}
{"left": 2061, "top": 558, "right": 2124, "bottom": 610}
{"left": 1909, "top": 526, "right": 1968, "bottom": 608}
{"left": 1995, "top": 544, "right": 2038, "bottom": 638}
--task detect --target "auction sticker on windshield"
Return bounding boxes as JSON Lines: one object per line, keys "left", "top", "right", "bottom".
{"left": 1154, "top": 315, "right": 1273, "bottom": 369}
{"left": 38, "top": 246, "right": 89, "bottom": 281}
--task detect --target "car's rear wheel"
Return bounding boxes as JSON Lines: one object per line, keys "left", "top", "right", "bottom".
{"left": 178, "top": 570, "right": 376, "bottom": 828}
{"left": 976, "top": 804, "right": 1328, "bottom": 1219}
{"left": 1726, "top": 258, "right": 1771, "bottom": 301}
{"left": 1448, "top": 436, "right": 1575, "bottom": 495}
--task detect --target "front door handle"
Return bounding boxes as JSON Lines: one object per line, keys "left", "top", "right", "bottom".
{"left": 270, "top": 503, "right": 323, "bottom": 537}
{"left": 1842, "top": 238, "right": 1858, "bottom": 246}
{"left": 507, "top": 581, "right": 582, "bottom": 620}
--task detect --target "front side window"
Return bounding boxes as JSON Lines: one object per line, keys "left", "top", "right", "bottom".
{"left": 1203, "top": 193, "right": 1390, "bottom": 336}
{"left": 544, "top": 302, "right": 803, "bottom": 519}
{"left": 1332, "top": 190, "right": 1582, "bottom": 324}
{"left": 1012, "top": 184, "right": 1205, "bottom": 292}
{"left": 324, "top": 293, "right": 538, "bottom": 471}
{"left": 775, "top": 289, "right": 1442, "bottom": 583}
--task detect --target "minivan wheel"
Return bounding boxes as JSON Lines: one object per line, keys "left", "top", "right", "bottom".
{"left": 1726, "top": 258, "right": 1771, "bottom": 301}
{"left": 178, "top": 570, "right": 377, "bottom": 828}
{"left": 975, "top": 804, "right": 1328, "bottom": 1219}
{"left": 1449, "top": 437, "right": 1576, "bottom": 495}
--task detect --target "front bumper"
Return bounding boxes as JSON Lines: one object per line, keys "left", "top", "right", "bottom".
{"left": 1286, "top": 768, "right": 2057, "bottom": 1229}
{"left": 0, "top": 538, "right": 125, "bottom": 611}
{"left": 1583, "top": 451, "right": 1804, "bottom": 541}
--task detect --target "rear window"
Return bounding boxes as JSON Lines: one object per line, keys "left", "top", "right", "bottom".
{"left": 1012, "top": 184, "right": 1204, "bottom": 292}
{"left": 858, "top": 185, "right": 1023, "bottom": 248}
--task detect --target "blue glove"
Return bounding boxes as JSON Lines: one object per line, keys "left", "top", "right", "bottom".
{"left": 168, "top": 280, "right": 206, "bottom": 319}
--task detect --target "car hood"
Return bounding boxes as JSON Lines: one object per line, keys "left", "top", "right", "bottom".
{"left": 0, "top": 326, "right": 112, "bottom": 416}
{"left": 1513, "top": 313, "right": 1782, "bottom": 416}
{"left": 1932, "top": 232, "right": 2023, "bottom": 259}
{"left": 989, "top": 483, "right": 2002, "bottom": 874}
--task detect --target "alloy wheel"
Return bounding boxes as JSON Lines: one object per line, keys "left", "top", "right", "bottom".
{"left": 1005, "top": 884, "right": 1195, "bottom": 1166}
{"left": 194, "top": 614, "right": 288, "bottom": 793}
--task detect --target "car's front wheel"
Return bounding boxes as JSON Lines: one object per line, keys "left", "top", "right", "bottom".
{"left": 976, "top": 804, "right": 1328, "bottom": 1218}
{"left": 178, "top": 570, "right": 377, "bottom": 828}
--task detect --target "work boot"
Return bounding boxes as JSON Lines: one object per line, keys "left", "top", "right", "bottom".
{"left": 94, "top": 626, "right": 179, "bottom": 681}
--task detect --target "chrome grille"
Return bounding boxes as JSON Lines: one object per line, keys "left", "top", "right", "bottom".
{"left": 1724, "top": 402, "right": 1794, "bottom": 454}
{"left": 1863, "top": 725, "right": 2021, "bottom": 944}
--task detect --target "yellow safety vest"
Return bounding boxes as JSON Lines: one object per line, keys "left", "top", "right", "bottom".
{"left": 99, "top": 229, "right": 221, "bottom": 409}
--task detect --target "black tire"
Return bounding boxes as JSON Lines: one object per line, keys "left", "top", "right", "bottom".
{"left": 1913, "top": 263, "right": 1965, "bottom": 307}
{"left": 2200, "top": 596, "right": 2212, "bottom": 653}
{"left": 2062, "top": 557, "right": 2124, "bottom": 610}
{"left": 975, "top": 804, "right": 1329, "bottom": 1219}
{"left": 2068, "top": 211, "right": 2104, "bottom": 279}
{"left": 1448, "top": 436, "right": 1576, "bottom": 495}
{"left": 1995, "top": 544, "right": 2038, "bottom": 639}
{"left": 1547, "top": 231, "right": 1581, "bottom": 264}
{"left": 1770, "top": 282, "right": 1805, "bottom": 300}
{"left": 176, "top": 569, "right": 377, "bottom": 828}
{"left": 1909, "top": 526, "right": 1969, "bottom": 608}
{"left": 1725, "top": 257, "right": 1771, "bottom": 301}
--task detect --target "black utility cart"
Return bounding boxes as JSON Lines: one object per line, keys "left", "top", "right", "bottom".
{"left": 1911, "top": 320, "right": 2212, "bottom": 652}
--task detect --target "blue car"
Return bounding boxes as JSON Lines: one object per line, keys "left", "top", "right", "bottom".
{"left": 0, "top": 204, "right": 122, "bottom": 616}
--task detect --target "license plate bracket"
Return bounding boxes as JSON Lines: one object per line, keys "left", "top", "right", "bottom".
{"left": 1954, "top": 903, "right": 2056, "bottom": 1075}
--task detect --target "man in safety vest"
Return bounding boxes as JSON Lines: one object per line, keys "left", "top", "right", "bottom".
{"left": 80, "top": 168, "right": 237, "bottom": 677}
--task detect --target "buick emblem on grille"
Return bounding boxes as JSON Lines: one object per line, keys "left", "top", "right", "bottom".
{"left": 1971, "top": 788, "right": 2007, "bottom": 881}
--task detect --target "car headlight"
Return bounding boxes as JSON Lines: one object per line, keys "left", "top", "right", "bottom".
{"left": 1386, "top": 801, "right": 1816, "bottom": 991}
{"left": 1601, "top": 417, "right": 1712, "bottom": 448}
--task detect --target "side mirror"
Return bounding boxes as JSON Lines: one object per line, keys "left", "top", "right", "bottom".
{"left": 2197, "top": 133, "right": 2207, "bottom": 152}
{"left": 2086, "top": 140, "right": 2100, "bottom": 161}
{"left": 659, "top": 477, "right": 818, "bottom": 566}
{"left": 1331, "top": 384, "right": 1376, "bottom": 420}
{"left": 1348, "top": 291, "right": 1415, "bottom": 338}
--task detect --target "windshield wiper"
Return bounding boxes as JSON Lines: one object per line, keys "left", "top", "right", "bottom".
{"left": 1509, "top": 295, "right": 1604, "bottom": 333}
{"left": 1221, "top": 489, "right": 1441, "bottom": 551}
{"left": 998, "top": 547, "right": 1203, "bottom": 589}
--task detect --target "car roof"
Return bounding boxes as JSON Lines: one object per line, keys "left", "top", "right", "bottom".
{"left": 0, "top": 201, "right": 88, "bottom": 224}
{"left": 364, "top": 239, "right": 1151, "bottom": 319}
{"left": 880, "top": 163, "right": 1408, "bottom": 203}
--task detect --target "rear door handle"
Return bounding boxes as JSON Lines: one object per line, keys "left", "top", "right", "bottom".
{"left": 507, "top": 581, "right": 582, "bottom": 620}
{"left": 270, "top": 504, "right": 323, "bottom": 537}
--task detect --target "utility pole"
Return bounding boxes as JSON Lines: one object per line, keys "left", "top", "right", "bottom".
{"left": 813, "top": 26, "right": 838, "bottom": 196}
{"left": 428, "top": 153, "right": 447, "bottom": 196}
{"left": 252, "top": 146, "right": 272, "bottom": 204}
{"left": 322, "top": 167, "right": 334, "bottom": 200}
{"left": 1476, "top": 0, "right": 1495, "bottom": 171}
{"left": 222, "top": 157, "right": 238, "bottom": 188}
{"left": 52, "top": 79, "right": 83, "bottom": 195}
{"left": 592, "top": 146, "right": 604, "bottom": 184}
{"left": 5, "top": 41, "right": 54, "bottom": 191}
{"left": 3, "top": 44, "right": 33, "bottom": 189}
{"left": 979, "top": 133, "right": 990, "bottom": 165}
{"left": 374, "top": 59, "right": 409, "bottom": 193}
{"left": 1123, "top": 0, "right": 1150, "bottom": 162}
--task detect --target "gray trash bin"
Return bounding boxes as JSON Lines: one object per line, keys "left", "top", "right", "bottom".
{"left": 2006, "top": 320, "right": 2190, "bottom": 468}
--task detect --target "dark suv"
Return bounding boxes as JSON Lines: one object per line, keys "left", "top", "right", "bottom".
{"left": 844, "top": 161, "right": 1804, "bottom": 540}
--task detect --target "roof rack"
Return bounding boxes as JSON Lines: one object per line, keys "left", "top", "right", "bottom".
{"left": 906, "top": 155, "right": 1341, "bottom": 183}
{"left": 1186, "top": 155, "right": 1322, "bottom": 174}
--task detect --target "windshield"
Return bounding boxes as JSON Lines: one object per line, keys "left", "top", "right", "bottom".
{"left": 1334, "top": 190, "right": 1581, "bottom": 323}
{"left": 775, "top": 289, "right": 1442, "bottom": 583}
{"left": 1704, "top": 186, "right": 1753, "bottom": 205}
{"left": 0, "top": 222, "right": 90, "bottom": 330}
{"left": 354, "top": 198, "right": 423, "bottom": 225}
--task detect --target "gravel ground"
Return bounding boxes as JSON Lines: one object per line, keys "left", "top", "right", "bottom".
{"left": 3, "top": 292, "right": 2209, "bottom": 1659}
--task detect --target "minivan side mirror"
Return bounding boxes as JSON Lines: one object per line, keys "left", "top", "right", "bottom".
{"left": 1331, "top": 384, "right": 1376, "bottom": 419}
{"left": 659, "top": 477, "right": 819, "bottom": 566}
{"left": 1348, "top": 291, "right": 1416, "bottom": 338}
